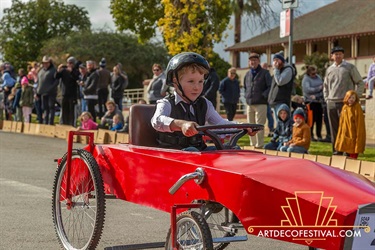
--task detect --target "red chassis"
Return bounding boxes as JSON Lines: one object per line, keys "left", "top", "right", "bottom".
{"left": 52, "top": 125, "right": 375, "bottom": 250}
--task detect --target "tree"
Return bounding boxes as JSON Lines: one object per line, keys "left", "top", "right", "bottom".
{"left": 159, "top": 0, "right": 231, "bottom": 58}
{"left": 232, "top": 0, "right": 277, "bottom": 67}
{"left": 110, "top": 0, "right": 231, "bottom": 58}
{"left": 0, "top": 0, "right": 91, "bottom": 70}
{"left": 209, "top": 52, "right": 232, "bottom": 80}
{"left": 110, "top": 0, "right": 164, "bottom": 43}
{"left": 41, "top": 31, "right": 170, "bottom": 88}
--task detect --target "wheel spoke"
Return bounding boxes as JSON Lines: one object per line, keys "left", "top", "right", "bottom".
{"left": 52, "top": 150, "right": 105, "bottom": 250}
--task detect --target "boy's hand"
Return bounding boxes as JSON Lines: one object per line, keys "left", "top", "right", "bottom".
{"left": 246, "top": 128, "right": 257, "bottom": 136}
{"left": 283, "top": 142, "right": 289, "bottom": 146}
{"left": 181, "top": 121, "right": 198, "bottom": 137}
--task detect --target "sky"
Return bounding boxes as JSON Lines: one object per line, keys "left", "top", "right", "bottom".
{"left": 0, "top": 0, "right": 336, "bottom": 66}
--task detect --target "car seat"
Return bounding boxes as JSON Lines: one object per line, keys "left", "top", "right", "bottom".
{"left": 128, "top": 104, "right": 158, "bottom": 147}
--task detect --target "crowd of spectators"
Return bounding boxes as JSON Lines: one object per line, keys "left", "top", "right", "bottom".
{"left": 0, "top": 48, "right": 370, "bottom": 157}
{"left": 0, "top": 56, "right": 129, "bottom": 132}
{"left": 241, "top": 47, "right": 366, "bottom": 157}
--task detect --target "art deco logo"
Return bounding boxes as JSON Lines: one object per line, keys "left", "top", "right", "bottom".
{"left": 281, "top": 191, "right": 337, "bottom": 227}
{"left": 248, "top": 191, "right": 368, "bottom": 245}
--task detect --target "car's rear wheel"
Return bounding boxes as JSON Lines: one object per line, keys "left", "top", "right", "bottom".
{"left": 52, "top": 149, "right": 106, "bottom": 250}
{"left": 165, "top": 211, "right": 213, "bottom": 250}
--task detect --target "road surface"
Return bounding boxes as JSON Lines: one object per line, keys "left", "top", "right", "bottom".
{"left": 0, "top": 131, "right": 306, "bottom": 250}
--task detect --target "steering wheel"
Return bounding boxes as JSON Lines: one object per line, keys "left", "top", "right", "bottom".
{"left": 196, "top": 123, "right": 264, "bottom": 150}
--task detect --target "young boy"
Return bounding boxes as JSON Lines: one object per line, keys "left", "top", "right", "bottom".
{"left": 110, "top": 114, "right": 123, "bottom": 131}
{"left": 280, "top": 108, "right": 311, "bottom": 153}
{"left": 264, "top": 104, "right": 293, "bottom": 151}
{"left": 151, "top": 52, "right": 256, "bottom": 151}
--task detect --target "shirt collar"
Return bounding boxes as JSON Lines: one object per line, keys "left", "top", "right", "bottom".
{"left": 174, "top": 91, "right": 186, "bottom": 105}
{"left": 333, "top": 60, "right": 347, "bottom": 67}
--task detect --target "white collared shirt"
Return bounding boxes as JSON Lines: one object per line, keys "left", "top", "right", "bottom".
{"left": 151, "top": 91, "right": 234, "bottom": 132}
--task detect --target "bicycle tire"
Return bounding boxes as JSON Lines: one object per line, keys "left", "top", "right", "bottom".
{"left": 52, "top": 149, "right": 106, "bottom": 250}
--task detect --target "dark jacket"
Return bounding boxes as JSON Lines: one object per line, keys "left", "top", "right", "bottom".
{"left": 12, "top": 81, "right": 23, "bottom": 109}
{"left": 97, "top": 68, "right": 111, "bottom": 89}
{"left": 83, "top": 69, "right": 99, "bottom": 97}
{"left": 268, "top": 65, "right": 294, "bottom": 107}
{"left": 111, "top": 74, "right": 127, "bottom": 99}
{"left": 244, "top": 65, "right": 272, "bottom": 105}
{"left": 20, "top": 85, "right": 34, "bottom": 107}
{"left": 55, "top": 68, "right": 79, "bottom": 100}
{"left": 203, "top": 68, "right": 220, "bottom": 106}
{"left": 37, "top": 64, "right": 58, "bottom": 95}
{"left": 272, "top": 104, "right": 293, "bottom": 144}
{"left": 219, "top": 77, "right": 240, "bottom": 104}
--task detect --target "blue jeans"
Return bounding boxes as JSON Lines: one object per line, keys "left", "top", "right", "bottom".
{"left": 267, "top": 105, "right": 274, "bottom": 130}
{"left": 279, "top": 145, "right": 307, "bottom": 153}
{"left": 264, "top": 141, "right": 283, "bottom": 151}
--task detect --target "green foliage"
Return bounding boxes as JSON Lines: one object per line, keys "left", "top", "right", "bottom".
{"left": 302, "top": 52, "right": 330, "bottom": 78}
{"left": 159, "top": 0, "right": 231, "bottom": 57}
{"left": 208, "top": 52, "right": 232, "bottom": 80}
{"left": 40, "top": 31, "right": 169, "bottom": 88}
{"left": 110, "top": 0, "right": 164, "bottom": 43}
{"left": 110, "top": 0, "right": 232, "bottom": 58}
{"left": 0, "top": 0, "right": 91, "bottom": 70}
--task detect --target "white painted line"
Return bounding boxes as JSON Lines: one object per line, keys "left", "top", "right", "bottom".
{"left": 130, "top": 213, "right": 154, "bottom": 220}
{"left": 0, "top": 177, "right": 51, "bottom": 199}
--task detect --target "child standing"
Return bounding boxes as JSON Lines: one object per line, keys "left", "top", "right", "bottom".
{"left": 79, "top": 111, "right": 98, "bottom": 130}
{"left": 264, "top": 104, "right": 293, "bottom": 151}
{"left": 20, "top": 77, "right": 34, "bottom": 123}
{"left": 110, "top": 114, "right": 123, "bottom": 131}
{"left": 280, "top": 108, "right": 311, "bottom": 153}
{"left": 151, "top": 52, "right": 257, "bottom": 151}
{"left": 335, "top": 90, "right": 366, "bottom": 159}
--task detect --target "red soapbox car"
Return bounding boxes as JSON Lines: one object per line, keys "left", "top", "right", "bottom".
{"left": 52, "top": 104, "right": 375, "bottom": 250}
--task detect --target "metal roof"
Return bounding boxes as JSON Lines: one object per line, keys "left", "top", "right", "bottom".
{"left": 225, "top": 0, "right": 375, "bottom": 52}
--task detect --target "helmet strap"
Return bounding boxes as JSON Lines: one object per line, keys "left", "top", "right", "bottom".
{"left": 174, "top": 70, "right": 197, "bottom": 104}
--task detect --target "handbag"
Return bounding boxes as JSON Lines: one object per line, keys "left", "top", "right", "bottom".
{"left": 306, "top": 103, "right": 313, "bottom": 127}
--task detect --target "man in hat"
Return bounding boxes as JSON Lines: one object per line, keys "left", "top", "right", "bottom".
{"left": 323, "top": 46, "right": 364, "bottom": 155}
{"left": 37, "top": 56, "right": 58, "bottom": 125}
{"left": 244, "top": 52, "right": 272, "bottom": 148}
{"left": 55, "top": 56, "right": 80, "bottom": 126}
{"left": 268, "top": 51, "right": 295, "bottom": 118}
{"left": 97, "top": 57, "right": 111, "bottom": 119}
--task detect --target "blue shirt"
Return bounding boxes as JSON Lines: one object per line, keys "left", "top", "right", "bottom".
{"left": 110, "top": 122, "right": 123, "bottom": 131}
{"left": 1, "top": 72, "right": 16, "bottom": 88}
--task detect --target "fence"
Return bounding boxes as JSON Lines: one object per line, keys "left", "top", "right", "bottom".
{"left": 1, "top": 120, "right": 373, "bottom": 182}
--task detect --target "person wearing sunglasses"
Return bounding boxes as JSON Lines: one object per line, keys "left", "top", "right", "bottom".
{"left": 147, "top": 63, "right": 166, "bottom": 104}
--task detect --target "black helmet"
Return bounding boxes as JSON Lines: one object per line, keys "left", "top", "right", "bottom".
{"left": 166, "top": 52, "right": 210, "bottom": 86}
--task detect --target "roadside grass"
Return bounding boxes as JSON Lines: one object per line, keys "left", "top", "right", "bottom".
{"left": 238, "top": 136, "right": 375, "bottom": 162}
